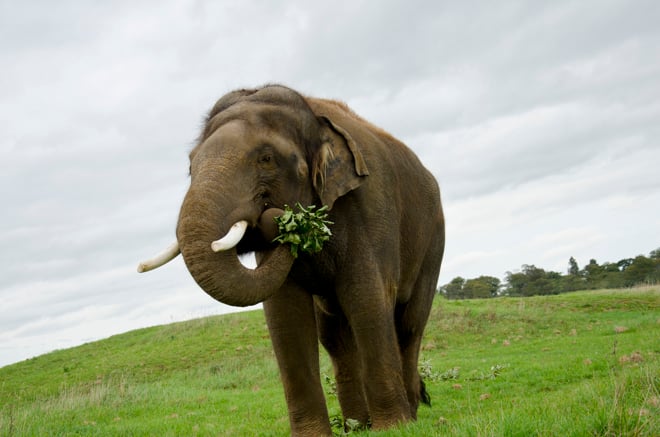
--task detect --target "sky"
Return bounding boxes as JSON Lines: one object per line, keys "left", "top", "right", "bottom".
{"left": 1, "top": 0, "right": 659, "bottom": 367}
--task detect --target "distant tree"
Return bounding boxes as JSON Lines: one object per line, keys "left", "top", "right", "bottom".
{"left": 617, "top": 258, "right": 634, "bottom": 271}
{"left": 546, "top": 270, "right": 564, "bottom": 294}
{"left": 601, "top": 262, "right": 620, "bottom": 273}
{"left": 581, "top": 259, "right": 603, "bottom": 289}
{"left": 600, "top": 262, "right": 625, "bottom": 288}
{"left": 504, "top": 270, "right": 526, "bottom": 297}
{"left": 484, "top": 276, "right": 502, "bottom": 297}
{"left": 583, "top": 259, "right": 599, "bottom": 274}
{"left": 650, "top": 248, "right": 660, "bottom": 260}
{"left": 561, "top": 273, "right": 584, "bottom": 292}
{"left": 624, "top": 255, "right": 658, "bottom": 286}
{"left": 568, "top": 257, "right": 580, "bottom": 276}
{"left": 439, "top": 277, "right": 466, "bottom": 299}
{"left": 521, "top": 265, "right": 543, "bottom": 295}
{"left": 524, "top": 264, "right": 555, "bottom": 295}
{"left": 463, "top": 276, "right": 501, "bottom": 299}
{"left": 440, "top": 246, "right": 660, "bottom": 299}
{"left": 652, "top": 255, "right": 660, "bottom": 284}
{"left": 504, "top": 265, "right": 561, "bottom": 296}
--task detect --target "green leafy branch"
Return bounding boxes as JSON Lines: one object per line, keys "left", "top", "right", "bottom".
{"left": 272, "top": 203, "right": 333, "bottom": 258}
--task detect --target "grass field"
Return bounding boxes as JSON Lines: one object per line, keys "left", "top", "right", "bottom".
{"left": 1, "top": 287, "right": 658, "bottom": 436}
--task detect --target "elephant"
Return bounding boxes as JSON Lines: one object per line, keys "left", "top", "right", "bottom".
{"left": 138, "top": 85, "right": 445, "bottom": 435}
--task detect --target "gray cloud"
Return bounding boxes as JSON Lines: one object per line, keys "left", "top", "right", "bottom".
{"left": 1, "top": 0, "right": 659, "bottom": 366}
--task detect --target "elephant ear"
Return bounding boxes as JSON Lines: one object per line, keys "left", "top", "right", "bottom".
{"left": 313, "top": 116, "right": 369, "bottom": 209}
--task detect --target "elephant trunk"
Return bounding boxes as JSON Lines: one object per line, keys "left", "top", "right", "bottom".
{"left": 176, "top": 186, "right": 294, "bottom": 307}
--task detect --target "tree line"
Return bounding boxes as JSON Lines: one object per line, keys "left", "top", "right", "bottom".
{"left": 438, "top": 247, "right": 660, "bottom": 299}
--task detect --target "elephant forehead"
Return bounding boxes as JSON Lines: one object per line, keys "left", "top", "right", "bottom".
{"left": 197, "top": 119, "right": 298, "bottom": 158}
{"left": 211, "top": 120, "right": 252, "bottom": 145}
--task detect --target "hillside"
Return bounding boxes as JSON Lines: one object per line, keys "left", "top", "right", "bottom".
{"left": 1, "top": 288, "right": 658, "bottom": 436}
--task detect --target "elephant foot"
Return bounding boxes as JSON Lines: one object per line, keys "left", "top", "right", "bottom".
{"left": 289, "top": 419, "right": 333, "bottom": 437}
{"left": 371, "top": 415, "right": 412, "bottom": 431}
{"left": 367, "top": 392, "right": 413, "bottom": 431}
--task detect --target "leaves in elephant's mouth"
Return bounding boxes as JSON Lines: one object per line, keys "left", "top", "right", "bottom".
{"left": 272, "top": 203, "right": 333, "bottom": 258}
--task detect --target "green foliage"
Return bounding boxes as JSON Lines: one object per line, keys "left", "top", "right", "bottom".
{"left": 1, "top": 288, "right": 659, "bottom": 436}
{"left": 272, "top": 203, "right": 333, "bottom": 258}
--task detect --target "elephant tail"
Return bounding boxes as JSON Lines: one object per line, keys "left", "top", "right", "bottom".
{"left": 420, "top": 378, "right": 431, "bottom": 406}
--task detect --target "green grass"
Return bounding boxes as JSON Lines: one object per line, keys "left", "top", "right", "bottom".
{"left": 1, "top": 287, "right": 658, "bottom": 436}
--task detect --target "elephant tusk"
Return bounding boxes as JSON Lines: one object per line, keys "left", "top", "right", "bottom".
{"left": 137, "top": 241, "right": 181, "bottom": 273}
{"left": 211, "top": 220, "right": 248, "bottom": 252}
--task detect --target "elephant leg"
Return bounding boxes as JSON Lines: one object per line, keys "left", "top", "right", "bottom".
{"left": 396, "top": 301, "right": 432, "bottom": 418}
{"left": 315, "top": 300, "right": 370, "bottom": 428}
{"left": 336, "top": 277, "right": 412, "bottom": 430}
{"left": 397, "top": 249, "right": 443, "bottom": 416}
{"left": 263, "top": 279, "right": 331, "bottom": 437}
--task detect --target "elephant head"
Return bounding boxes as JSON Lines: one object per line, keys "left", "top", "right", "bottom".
{"left": 138, "top": 85, "right": 368, "bottom": 307}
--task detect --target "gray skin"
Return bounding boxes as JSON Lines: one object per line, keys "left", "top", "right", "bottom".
{"left": 174, "top": 85, "right": 445, "bottom": 436}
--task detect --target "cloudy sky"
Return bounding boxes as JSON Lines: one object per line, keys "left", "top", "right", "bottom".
{"left": 2, "top": 0, "right": 659, "bottom": 367}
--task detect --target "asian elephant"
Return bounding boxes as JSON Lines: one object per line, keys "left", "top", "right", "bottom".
{"left": 138, "top": 85, "right": 445, "bottom": 436}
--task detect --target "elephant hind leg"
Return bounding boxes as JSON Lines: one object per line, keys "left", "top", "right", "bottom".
{"left": 315, "top": 300, "right": 370, "bottom": 428}
{"left": 396, "top": 249, "right": 442, "bottom": 416}
{"left": 396, "top": 326, "right": 427, "bottom": 418}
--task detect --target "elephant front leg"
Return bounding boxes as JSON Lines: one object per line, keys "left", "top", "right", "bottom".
{"left": 263, "top": 279, "right": 332, "bottom": 437}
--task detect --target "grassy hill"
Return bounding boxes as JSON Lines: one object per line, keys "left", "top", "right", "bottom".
{"left": 1, "top": 287, "right": 658, "bottom": 436}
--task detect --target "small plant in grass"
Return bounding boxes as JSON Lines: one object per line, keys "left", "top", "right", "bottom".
{"left": 273, "top": 203, "right": 333, "bottom": 258}
{"left": 439, "top": 366, "right": 461, "bottom": 381}
{"left": 324, "top": 374, "right": 368, "bottom": 435}
{"left": 419, "top": 359, "right": 460, "bottom": 382}
{"left": 323, "top": 373, "right": 337, "bottom": 397}
{"left": 330, "top": 415, "right": 369, "bottom": 436}
{"left": 466, "top": 364, "right": 509, "bottom": 381}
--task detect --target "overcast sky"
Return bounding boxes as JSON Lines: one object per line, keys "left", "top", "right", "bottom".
{"left": 2, "top": 0, "right": 659, "bottom": 367}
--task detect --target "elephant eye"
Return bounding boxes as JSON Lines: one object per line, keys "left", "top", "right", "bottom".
{"left": 258, "top": 152, "right": 275, "bottom": 167}
{"left": 255, "top": 144, "right": 278, "bottom": 168}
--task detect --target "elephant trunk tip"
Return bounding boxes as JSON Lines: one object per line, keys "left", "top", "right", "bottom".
{"left": 183, "top": 244, "right": 296, "bottom": 308}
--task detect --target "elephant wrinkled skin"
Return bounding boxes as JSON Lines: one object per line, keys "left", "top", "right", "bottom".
{"left": 139, "top": 85, "right": 445, "bottom": 436}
